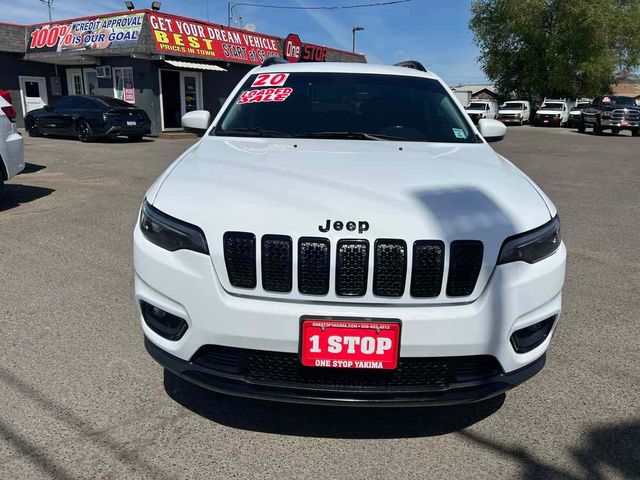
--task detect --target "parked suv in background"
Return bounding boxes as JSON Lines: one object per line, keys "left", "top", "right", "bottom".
{"left": 533, "top": 99, "right": 572, "bottom": 127}
{"left": 581, "top": 95, "right": 640, "bottom": 135}
{"left": 135, "top": 60, "right": 566, "bottom": 406}
{"left": 25, "top": 95, "right": 151, "bottom": 142}
{"left": 567, "top": 99, "right": 592, "bottom": 129}
{"left": 464, "top": 99, "right": 498, "bottom": 123}
{"left": 0, "top": 90, "right": 25, "bottom": 204}
{"left": 497, "top": 100, "right": 531, "bottom": 125}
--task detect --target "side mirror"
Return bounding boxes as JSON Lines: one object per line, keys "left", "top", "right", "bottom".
{"left": 44, "top": 104, "right": 52, "bottom": 111}
{"left": 478, "top": 118, "right": 507, "bottom": 143}
{"left": 181, "top": 110, "right": 211, "bottom": 135}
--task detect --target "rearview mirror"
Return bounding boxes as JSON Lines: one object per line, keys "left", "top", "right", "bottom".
{"left": 44, "top": 104, "right": 52, "bottom": 111}
{"left": 477, "top": 118, "right": 507, "bottom": 143}
{"left": 181, "top": 110, "right": 211, "bottom": 135}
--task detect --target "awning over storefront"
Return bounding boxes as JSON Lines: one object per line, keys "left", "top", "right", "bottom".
{"left": 165, "top": 59, "right": 227, "bottom": 71}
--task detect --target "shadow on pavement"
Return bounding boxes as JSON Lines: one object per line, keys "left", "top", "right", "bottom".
{"left": 19, "top": 163, "right": 47, "bottom": 174}
{"left": 163, "top": 370, "right": 504, "bottom": 439}
{"left": 0, "top": 184, "right": 54, "bottom": 211}
{"left": 459, "top": 419, "right": 640, "bottom": 479}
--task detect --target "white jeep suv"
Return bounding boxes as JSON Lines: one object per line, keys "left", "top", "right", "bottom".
{"left": 0, "top": 91, "right": 25, "bottom": 204}
{"left": 134, "top": 60, "right": 566, "bottom": 406}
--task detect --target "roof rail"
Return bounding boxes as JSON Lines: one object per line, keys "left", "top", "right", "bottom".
{"left": 261, "top": 56, "right": 289, "bottom": 67}
{"left": 393, "top": 60, "right": 427, "bottom": 72}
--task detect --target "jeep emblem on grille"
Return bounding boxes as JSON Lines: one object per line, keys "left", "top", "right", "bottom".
{"left": 319, "top": 219, "right": 369, "bottom": 234}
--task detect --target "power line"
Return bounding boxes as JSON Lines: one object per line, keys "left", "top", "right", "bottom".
{"left": 231, "top": 1, "right": 411, "bottom": 11}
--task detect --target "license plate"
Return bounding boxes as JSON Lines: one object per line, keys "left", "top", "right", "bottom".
{"left": 127, "top": 121, "right": 137, "bottom": 126}
{"left": 621, "top": 120, "right": 629, "bottom": 126}
{"left": 300, "top": 318, "right": 401, "bottom": 370}
{"left": 543, "top": 120, "right": 549, "bottom": 123}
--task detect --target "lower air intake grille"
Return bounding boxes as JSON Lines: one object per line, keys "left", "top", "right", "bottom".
{"left": 223, "top": 232, "right": 256, "bottom": 288}
{"left": 410, "top": 240, "right": 445, "bottom": 297}
{"left": 447, "top": 240, "right": 483, "bottom": 297}
{"left": 373, "top": 240, "right": 407, "bottom": 297}
{"left": 261, "top": 235, "right": 292, "bottom": 292}
{"left": 336, "top": 240, "right": 369, "bottom": 296}
{"left": 298, "top": 238, "right": 330, "bottom": 295}
{"left": 191, "top": 346, "right": 503, "bottom": 390}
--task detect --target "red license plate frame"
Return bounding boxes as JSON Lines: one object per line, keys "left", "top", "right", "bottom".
{"left": 299, "top": 317, "right": 401, "bottom": 370}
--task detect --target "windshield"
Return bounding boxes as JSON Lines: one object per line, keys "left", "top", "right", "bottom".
{"left": 214, "top": 73, "right": 478, "bottom": 143}
{"left": 540, "top": 102, "right": 564, "bottom": 110}
{"left": 467, "top": 102, "right": 488, "bottom": 110}
{"left": 604, "top": 96, "right": 637, "bottom": 106}
{"left": 502, "top": 102, "right": 524, "bottom": 109}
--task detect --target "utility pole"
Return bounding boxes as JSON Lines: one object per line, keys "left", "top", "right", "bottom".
{"left": 40, "top": 0, "right": 54, "bottom": 22}
{"left": 352, "top": 26, "right": 364, "bottom": 53}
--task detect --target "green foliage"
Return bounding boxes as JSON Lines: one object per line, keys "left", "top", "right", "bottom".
{"left": 469, "top": 0, "right": 640, "bottom": 101}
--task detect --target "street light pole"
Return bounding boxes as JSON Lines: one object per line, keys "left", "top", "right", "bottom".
{"left": 40, "top": 0, "right": 54, "bottom": 22}
{"left": 352, "top": 26, "right": 364, "bottom": 53}
{"left": 228, "top": 2, "right": 242, "bottom": 26}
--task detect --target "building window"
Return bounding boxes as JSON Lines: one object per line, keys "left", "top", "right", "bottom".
{"left": 113, "top": 67, "right": 135, "bottom": 103}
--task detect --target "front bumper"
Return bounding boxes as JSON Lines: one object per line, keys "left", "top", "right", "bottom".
{"left": 96, "top": 122, "right": 151, "bottom": 138}
{"left": 134, "top": 223, "right": 566, "bottom": 404}
{"left": 497, "top": 116, "right": 523, "bottom": 124}
{"left": 534, "top": 117, "right": 562, "bottom": 126}
{"left": 145, "top": 336, "right": 546, "bottom": 406}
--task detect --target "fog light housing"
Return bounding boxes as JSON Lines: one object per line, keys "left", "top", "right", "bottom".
{"left": 510, "top": 316, "right": 556, "bottom": 353}
{"left": 141, "top": 301, "right": 188, "bottom": 341}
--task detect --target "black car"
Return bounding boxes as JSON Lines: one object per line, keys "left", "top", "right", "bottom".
{"left": 580, "top": 95, "right": 640, "bottom": 136}
{"left": 25, "top": 95, "right": 151, "bottom": 142}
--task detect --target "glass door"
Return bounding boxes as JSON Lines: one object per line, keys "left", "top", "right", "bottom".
{"left": 83, "top": 69, "right": 99, "bottom": 96}
{"left": 180, "top": 72, "right": 201, "bottom": 116}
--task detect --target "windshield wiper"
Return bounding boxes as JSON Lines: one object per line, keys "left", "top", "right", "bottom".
{"left": 214, "top": 127, "right": 291, "bottom": 138}
{"left": 295, "top": 131, "right": 407, "bottom": 141}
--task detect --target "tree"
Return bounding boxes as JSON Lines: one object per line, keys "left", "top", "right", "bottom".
{"left": 469, "top": 0, "right": 640, "bottom": 101}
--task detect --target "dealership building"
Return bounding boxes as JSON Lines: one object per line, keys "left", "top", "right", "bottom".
{"left": 0, "top": 9, "right": 365, "bottom": 135}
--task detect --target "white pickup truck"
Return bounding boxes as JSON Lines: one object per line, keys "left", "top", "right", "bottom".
{"left": 0, "top": 91, "right": 25, "bottom": 204}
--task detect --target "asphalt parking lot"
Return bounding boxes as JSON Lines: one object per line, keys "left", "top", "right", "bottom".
{"left": 1, "top": 126, "right": 638, "bottom": 479}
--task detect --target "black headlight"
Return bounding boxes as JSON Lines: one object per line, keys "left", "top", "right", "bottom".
{"left": 140, "top": 200, "right": 209, "bottom": 254}
{"left": 497, "top": 217, "right": 561, "bottom": 265}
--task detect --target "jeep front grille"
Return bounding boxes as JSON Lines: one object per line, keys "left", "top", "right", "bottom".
{"left": 298, "top": 237, "right": 330, "bottom": 295}
{"left": 223, "top": 232, "right": 256, "bottom": 288}
{"left": 447, "top": 241, "right": 484, "bottom": 297}
{"left": 261, "top": 235, "right": 292, "bottom": 292}
{"left": 410, "top": 240, "right": 445, "bottom": 297}
{"left": 373, "top": 240, "right": 407, "bottom": 297}
{"left": 336, "top": 239, "right": 369, "bottom": 296}
{"left": 222, "top": 233, "right": 485, "bottom": 299}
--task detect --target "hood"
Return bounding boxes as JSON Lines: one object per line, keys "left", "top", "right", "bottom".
{"left": 465, "top": 109, "right": 486, "bottom": 114}
{"left": 152, "top": 137, "right": 552, "bottom": 304}
{"left": 537, "top": 109, "right": 562, "bottom": 114}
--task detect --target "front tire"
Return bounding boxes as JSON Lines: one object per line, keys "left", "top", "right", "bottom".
{"left": 0, "top": 179, "right": 4, "bottom": 206}
{"left": 77, "top": 120, "right": 93, "bottom": 142}
{"left": 593, "top": 121, "right": 603, "bottom": 135}
{"left": 128, "top": 135, "right": 144, "bottom": 142}
{"left": 632, "top": 129, "right": 639, "bottom": 137}
{"left": 611, "top": 128, "right": 620, "bottom": 135}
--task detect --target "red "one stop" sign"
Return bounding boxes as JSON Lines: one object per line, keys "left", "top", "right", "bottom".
{"left": 284, "top": 33, "right": 303, "bottom": 63}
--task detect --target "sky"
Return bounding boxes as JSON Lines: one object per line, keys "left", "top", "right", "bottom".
{"left": 2, "top": 0, "right": 489, "bottom": 85}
